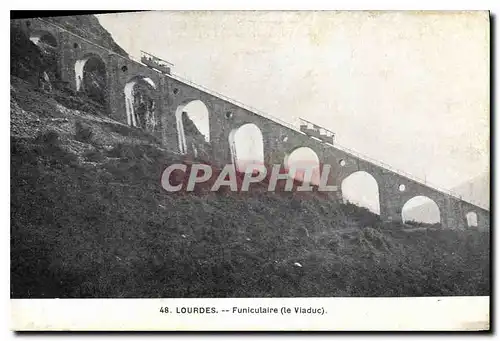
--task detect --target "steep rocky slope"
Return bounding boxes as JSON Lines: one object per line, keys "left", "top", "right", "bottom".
{"left": 47, "top": 14, "right": 129, "bottom": 57}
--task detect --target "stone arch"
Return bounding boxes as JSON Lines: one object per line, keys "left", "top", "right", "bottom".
{"left": 284, "top": 147, "right": 321, "bottom": 185}
{"left": 401, "top": 196, "right": 441, "bottom": 226}
{"left": 341, "top": 171, "right": 380, "bottom": 214}
{"left": 175, "top": 100, "right": 210, "bottom": 155}
{"left": 29, "top": 30, "right": 58, "bottom": 48}
{"left": 466, "top": 211, "right": 478, "bottom": 228}
{"left": 124, "top": 75, "right": 158, "bottom": 130}
{"left": 228, "top": 123, "right": 264, "bottom": 173}
{"left": 75, "top": 53, "right": 107, "bottom": 105}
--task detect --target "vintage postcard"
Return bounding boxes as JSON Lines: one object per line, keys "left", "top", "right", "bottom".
{"left": 10, "top": 10, "right": 490, "bottom": 331}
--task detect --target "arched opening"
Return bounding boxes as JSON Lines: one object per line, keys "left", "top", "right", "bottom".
{"left": 124, "top": 76, "right": 157, "bottom": 131}
{"left": 75, "top": 54, "right": 107, "bottom": 105}
{"left": 29, "top": 30, "right": 58, "bottom": 49}
{"left": 466, "top": 211, "right": 478, "bottom": 228}
{"left": 228, "top": 123, "right": 264, "bottom": 173}
{"left": 401, "top": 196, "right": 441, "bottom": 226}
{"left": 175, "top": 100, "right": 210, "bottom": 155}
{"left": 284, "top": 147, "right": 321, "bottom": 185}
{"left": 341, "top": 171, "right": 380, "bottom": 214}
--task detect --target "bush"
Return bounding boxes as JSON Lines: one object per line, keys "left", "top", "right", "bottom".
{"left": 34, "top": 130, "right": 60, "bottom": 146}
{"left": 75, "top": 121, "right": 93, "bottom": 143}
{"left": 83, "top": 149, "right": 105, "bottom": 163}
{"left": 10, "top": 135, "right": 491, "bottom": 298}
{"left": 105, "top": 143, "right": 155, "bottom": 160}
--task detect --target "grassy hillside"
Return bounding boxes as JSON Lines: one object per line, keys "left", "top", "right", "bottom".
{"left": 10, "top": 76, "right": 490, "bottom": 298}
{"left": 10, "top": 21, "right": 490, "bottom": 298}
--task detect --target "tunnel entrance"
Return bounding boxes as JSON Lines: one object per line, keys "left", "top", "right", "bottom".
{"left": 341, "top": 171, "right": 380, "bottom": 214}
{"left": 229, "top": 123, "right": 264, "bottom": 173}
{"left": 124, "top": 76, "right": 157, "bottom": 131}
{"left": 75, "top": 54, "right": 107, "bottom": 105}
{"left": 401, "top": 196, "right": 441, "bottom": 226}
{"left": 175, "top": 100, "right": 210, "bottom": 155}
{"left": 284, "top": 147, "right": 321, "bottom": 185}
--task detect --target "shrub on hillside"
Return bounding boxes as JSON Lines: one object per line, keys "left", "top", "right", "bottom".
{"left": 341, "top": 202, "right": 381, "bottom": 226}
{"left": 10, "top": 136, "right": 490, "bottom": 298}
{"left": 105, "top": 143, "right": 162, "bottom": 162}
{"left": 107, "top": 143, "right": 140, "bottom": 159}
{"left": 10, "top": 26, "right": 45, "bottom": 85}
{"left": 34, "top": 130, "right": 60, "bottom": 146}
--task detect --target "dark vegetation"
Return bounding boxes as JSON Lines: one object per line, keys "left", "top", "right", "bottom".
{"left": 10, "top": 16, "right": 490, "bottom": 298}
{"left": 10, "top": 132, "right": 490, "bottom": 297}
{"left": 81, "top": 57, "right": 107, "bottom": 105}
{"left": 46, "top": 15, "right": 129, "bottom": 57}
{"left": 11, "top": 25, "right": 53, "bottom": 85}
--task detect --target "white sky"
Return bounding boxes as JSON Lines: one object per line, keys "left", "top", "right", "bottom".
{"left": 97, "top": 11, "right": 489, "bottom": 209}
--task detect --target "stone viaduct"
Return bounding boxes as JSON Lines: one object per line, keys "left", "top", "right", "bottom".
{"left": 13, "top": 17, "right": 490, "bottom": 231}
